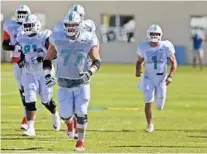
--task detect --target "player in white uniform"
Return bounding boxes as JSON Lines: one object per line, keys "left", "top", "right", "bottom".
{"left": 136, "top": 24, "right": 177, "bottom": 132}
{"left": 16, "top": 14, "right": 61, "bottom": 136}
{"left": 43, "top": 11, "right": 101, "bottom": 151}
{"left": 53, "top": 4, "right": 98, "bottom": 139}
{"left": 2, "top": 4, "right": 31, "bottom": 130}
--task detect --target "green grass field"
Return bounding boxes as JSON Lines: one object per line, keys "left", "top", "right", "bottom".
{"left": 1, "top": 63, "right": 207, "bottom": 153}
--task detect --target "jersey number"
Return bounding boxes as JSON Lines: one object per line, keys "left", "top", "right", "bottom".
{"left": 61, "top": 49, "right": 84, "bottom": 66}
{"left": 152, "top": 56, "right": 157, "bottom": 70}
{"left": 23, "top": 44, "right": 37, "bottom": 54}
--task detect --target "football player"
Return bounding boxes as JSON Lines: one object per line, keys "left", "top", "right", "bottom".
{"left": 2, "top": 4, "right": 31, "bottom": 130}
{"left": 43, "top": 11, "right": 101, "bottom": 151}
{"left": 53, "top": 4, "right": 99, "bottom": 139}
{"left": 16, "top": 14, "right": 61, "bottom": 136}
{"left": 136, "top": 24, "right": 177, "bottom": 132}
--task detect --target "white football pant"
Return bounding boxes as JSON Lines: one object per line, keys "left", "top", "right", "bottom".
{"left": 58, "top": 84, "right": 90, "bottom": 119}
{"left": 23, "top": 71, "right": 53, "bottom": 103}
{"left": 138, "top": 75, "right": 167, "bottom": 110}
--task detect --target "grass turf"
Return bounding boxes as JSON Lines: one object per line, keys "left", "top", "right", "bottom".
{"left": 1, "top": 63, "right": 207, "bottom": 153}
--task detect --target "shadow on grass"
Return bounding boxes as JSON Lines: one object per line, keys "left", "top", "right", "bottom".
{"left": 111, "top": 145, "right": 207, "bottom": 148}
{"left": 156, "top": 129, "right": 207, "bottom": 133}
{"left": 1, "top": 147, "right": 44, "bottom": 151}
{"left": 188, "top": 135, "right": 207, "bottom": 138}
{"left": 2, "top": 128, "right": 137, "bottom": 133}
{"left": 87, "top": 129, "right": 136, "bottom": 132}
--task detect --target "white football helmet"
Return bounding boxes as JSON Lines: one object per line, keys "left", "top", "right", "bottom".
{"left": 63, "top": 11, "right": 82, "bottom": 38}
{"left": 147, "top": 24, "right": 163, "bottom": 42}
{"left": 15, "top": 5, "right": 31, "bottom": 23}
{"left": 23, "top": 14, "right": 41, "bottom": 35}
{"left": 70, "top": 4, "right": 85, "bottom": 20}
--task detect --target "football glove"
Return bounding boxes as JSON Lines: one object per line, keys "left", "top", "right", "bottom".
{"left": 17, "top": 59, "right": 25, "bottom": 68}
{"left": 79, "top": 70, "right": 93, "bottom": 84}
{"left": 45, "top": 74, "right": 56, "bottom": 87}
{"left": 31, "top": 56, "right": 44, "bottom": 65}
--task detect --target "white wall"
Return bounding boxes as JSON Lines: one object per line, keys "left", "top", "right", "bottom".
{"left": 1, "top": 1, "right": 207, "bottom": 64}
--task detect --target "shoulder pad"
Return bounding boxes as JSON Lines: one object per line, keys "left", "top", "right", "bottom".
{"left": 3, "top": 19, "right": 17, "bottom": 31}
{"left": 49, "top": 31, "right": 64, "bottom": 44}
{"left": 82, "top": 19, "right": 96, "bottom": 32}
{"left": 42, "top": 29, "right": 52, "bottom": 38}
{"left": 138, "top": 41, "right": 149, "bottom": 50}
{"left": 163, "top": 40, "right": 174, "bottom": 48}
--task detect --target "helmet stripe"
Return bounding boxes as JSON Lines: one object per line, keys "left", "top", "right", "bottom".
{"left": 154, "top": 25, "right": 157, "bottom": 31}
{"left": 74, "top": 5, "right": 78, "bottom": 11}
{"left": 69, "top": 12, "right": 73, "bottom": 21}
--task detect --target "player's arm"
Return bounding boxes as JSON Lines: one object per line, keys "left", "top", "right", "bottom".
{"left": 167, "top": 54, "right": 177, "bottom": 78}
{"left": 135, "top": 45, "right": 144, "bottom": 77}
{"left": 201, "top": 35, "right": 205, "bottom": 42}
{"left": 2, "top": 31, "right": 15, "bottom": 51}
{"left": 43, "top": 43, "right": 56, "bottom": 70}
{"left": 79, "top": 42, "right": 101, "bottom": 83}
{"left": 135, "top": 56, "right": 144, "bottom": 77}
{"left": 88, "top": 45, "right": 101, "bottom": 75}
{"left": 43, "top": 43, "right": 56, "bottom": 87}
{"left": 166, "top": 42, "right": 177, "bottom": 85}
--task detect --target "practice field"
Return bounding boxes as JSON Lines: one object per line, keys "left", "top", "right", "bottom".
{"left": 1, "top": 63, "right": 207, "bottom": 153}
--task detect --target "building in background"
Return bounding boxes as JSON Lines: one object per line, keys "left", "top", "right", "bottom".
{"left": 1, "top": 1, "right": 207, "bottom": 64}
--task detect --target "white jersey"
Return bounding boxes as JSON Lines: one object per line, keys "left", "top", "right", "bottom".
{"left": 137, "top": 40, "right": 175, "bottom": 78}
{"left": 81, "top": 19, "right": 96, "bottom": 32}
{"left": 53, "top": 19, "right": 96, "bottom": 33}
{"left": 16, "top": 30, "right": 52, "bottom": 73}
{"left": 3, "top": 19, "right": 22, "bottom": 45}
{"left": 3, "top": 19, "right": 23, "bottom": 62}
{"left": 53, "top": 21, "right": 64, "bottom": 32}
{"left": 49, "top": 30, "right": 98, "bottom": 79}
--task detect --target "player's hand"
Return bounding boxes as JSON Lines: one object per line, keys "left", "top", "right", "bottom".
{"left": 79, "top": 70, "right": 92, "bottom": 83}
{"left": 34, "top": 48, "right": 44, "bottom": 53}
{"left": 45, "top": 74, "right": 56, "bottom": 87}
{"left": 166, "top": 76, "right": 172, "bottom": 86}
{"left": 14, "top": 45, "right": 22, "bottom": 52}
{"left": 135, "top": 71, "right": 142, "bottom": 77}
{"left": 31, "top": 56, "right": 44, "bottom": 65}
{"left": 17, "top": 59, "right": 25, "bottom": 68}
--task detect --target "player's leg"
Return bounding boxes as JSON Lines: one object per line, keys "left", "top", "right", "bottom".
{"left": 73, "top": 116, "right": 78, "bottom": 139}
{"left": 66, "top": 96, "right": 78, "bottom": 139}
{"left": 74, "top": 84, "right": 90, "bottom": 151}
{"left": 155, "top": 80, "right": 167, "bottom": 110}
{"left": 23, "top": 73, "right": 37, "bottom": 136}
{"left": 39, "top": 75, "right": 61, "bottom": 131}
{"left": 66, "top": 116, "right": 75, "bottom": 139}
{"left": 192, "top": 50, "right": 197, "bottom": 68}
{"left": 143, "top": 77, "right": 155, "bottom": 132}
{"left": 198, "top": 49, "right": 204, "bottom": 71}
{"left": 13, "top": 64, "right": 27, "bottom": 129}
{"left": 57, "top": 87, "right": 74, "bottom": 132}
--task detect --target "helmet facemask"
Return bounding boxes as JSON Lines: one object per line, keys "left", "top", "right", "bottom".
{"left": 64, "top": 22, "right": 80, "bottom": 38}
{"left": 15, "top": 5, "right": 31, "bottom": 23}
{"left": 148, "top": 32, "right": 162, "bottom": 42}
{"left": 23, "top": 19, "right": 41, "bottom": 35}
{"left": 16, "top": 11, "right": 30, "bottom": 23}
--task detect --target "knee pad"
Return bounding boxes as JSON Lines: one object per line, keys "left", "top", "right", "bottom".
{"left": 42, "top": 99, "right": 56, "bottom": 114}
{"left": 25, "top": 102, "right": 36, "bottom": 111}
{"left": 60, "top": 116, "right": 73, "bottom": 122}
{"left": 75, "top": 114, "right": 88, "bottom": 129}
